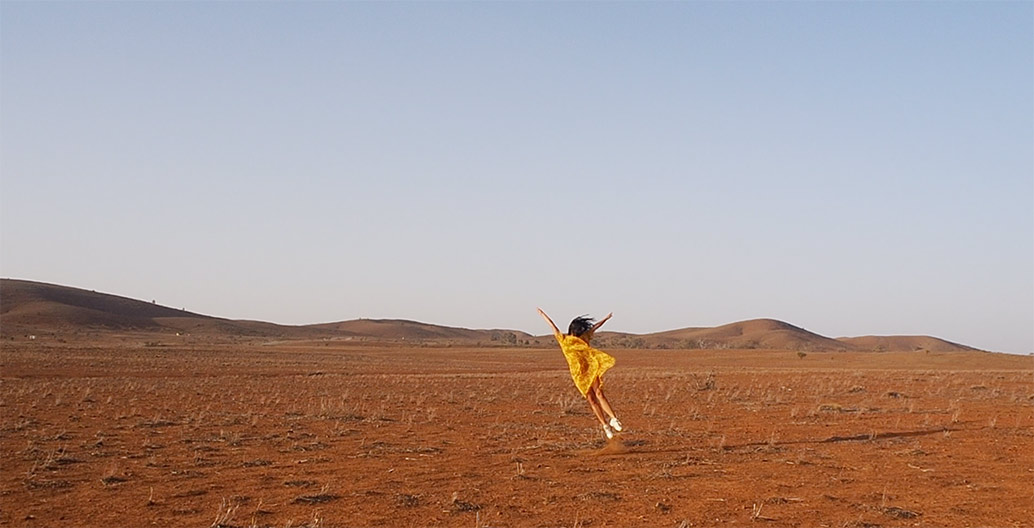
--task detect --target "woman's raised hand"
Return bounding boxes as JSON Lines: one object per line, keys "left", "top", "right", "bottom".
{"left": 537, "top": 308, "right": 561, "bottom": 335}
{"left": 591, "top": 313, "right": 613, "bottom": 332}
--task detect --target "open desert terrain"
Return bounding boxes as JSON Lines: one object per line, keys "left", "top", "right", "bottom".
{"left": 2, "top": 335, "right": 1031, "bottom": 528}
{"left": 1, "top": 280, "right": 1032, "bottom": 527}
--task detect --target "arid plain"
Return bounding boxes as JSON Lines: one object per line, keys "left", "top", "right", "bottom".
{"left": 1, "top": 280, "right": 1032, "bottom": 527}
{"left": 3, "top": 338, "right": 1032, "bottom": 528}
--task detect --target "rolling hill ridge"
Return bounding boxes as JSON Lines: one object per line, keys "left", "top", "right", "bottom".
{"left": 0, "top": 279, "right": 979, "bottom": 352}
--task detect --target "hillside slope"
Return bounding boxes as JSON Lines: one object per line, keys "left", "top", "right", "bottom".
{"left": 0, "top": 279, "right": 983, "bottom": 352}
{"left": 309, "top": 318, "right": 533, "bottom": 342}
{"left": 613, "top": 319, "right": 850, "bottom": 351}
{"left": 0, "top": 279, "right": 311, "bottom": 337}
{"left": 838, "top": 335, "right": 977, "bottom": 353}
{"left": 1, "top": 279, "right": 209, "bottom": 330}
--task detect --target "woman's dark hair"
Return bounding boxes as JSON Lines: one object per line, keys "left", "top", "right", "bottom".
{"left": 568, "top": 316, "right": 595, "bottom": 337}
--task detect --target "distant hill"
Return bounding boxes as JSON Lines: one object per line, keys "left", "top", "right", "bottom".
{"left": 0, "top": 279, "right": 982, "bottom": 352}
{"left": 1, "top": 279, "right": 208, "bottom": 329}
{"left": 0, "top": 278, "right": 201, "bottom": 324}
{"left": 0, "top": 279, "right": 529, "bottom": 344}
{"left": 309, "top": 318, "right": 534, "bottom": 343}
{"left": 0, "top": 279, "right": 314, "bottom": 338}
{"left": 633, "top": 318, "right": 850, "bottom": 351}
{"left": 645, "top": 318, "right": 847, "bottom": 351}
{"left": 837, "top": 335, "right": 978, "bottom": 353}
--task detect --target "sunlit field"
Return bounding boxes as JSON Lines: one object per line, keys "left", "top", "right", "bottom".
{"left": 2, "top": 340, "right": 1031, "bottom": 527}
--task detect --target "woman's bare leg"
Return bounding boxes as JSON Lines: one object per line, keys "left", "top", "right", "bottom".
{"left": 585, "top": 391, "right": 608, "bottom": 426}
{"left": 591, "top": 379, "right": 617, "bottom": 420}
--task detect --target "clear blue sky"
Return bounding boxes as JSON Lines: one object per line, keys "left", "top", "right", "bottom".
{"left": 2, "top": 2, "right": 1031, "bottom": 354}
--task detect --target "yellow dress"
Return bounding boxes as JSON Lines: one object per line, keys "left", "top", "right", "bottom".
{"left": 555, "top": 333, "right": 616, "bottom": 397}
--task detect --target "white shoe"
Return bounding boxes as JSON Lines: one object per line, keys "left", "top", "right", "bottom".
{"left": 603, "top": 424, "right": 615, "bottom": 440}
{"left": 608, "top": 417, "right": 623, "bottom": 432}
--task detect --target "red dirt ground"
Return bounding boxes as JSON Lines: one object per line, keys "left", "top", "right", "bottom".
{"left": 1, "top": 337, "right": 1031, "bottom": 527}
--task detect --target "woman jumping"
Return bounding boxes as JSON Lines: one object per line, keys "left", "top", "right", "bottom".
{"left": 538, "top": 308, "right": 624, "bottom": 439}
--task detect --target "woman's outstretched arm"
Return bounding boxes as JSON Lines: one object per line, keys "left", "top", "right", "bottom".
{"left": 537, "top": 308, "right": 562, "bottom": 337}
{"left": 590, "top": 312, "right": 613, "bottom": 333}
